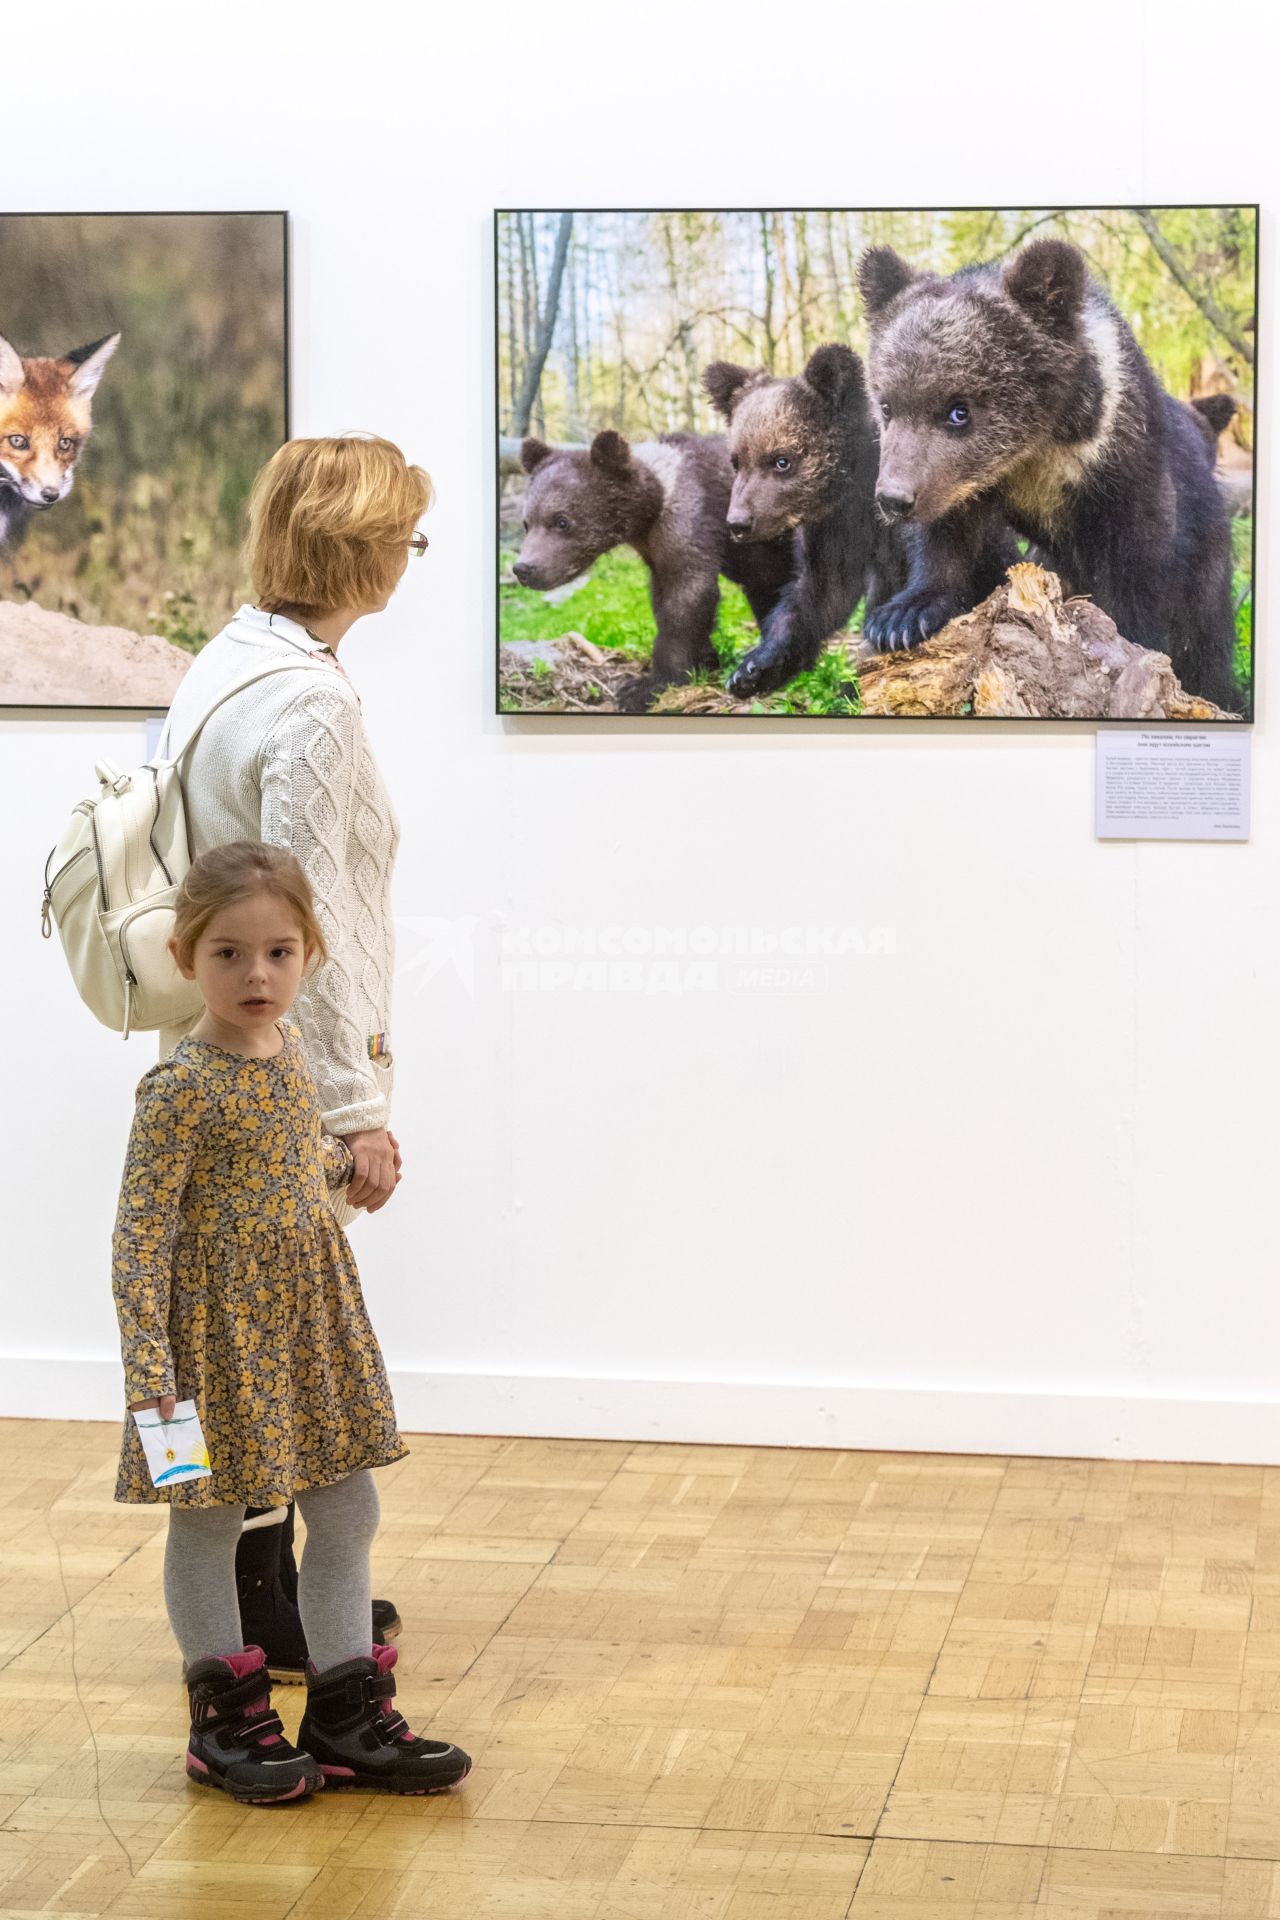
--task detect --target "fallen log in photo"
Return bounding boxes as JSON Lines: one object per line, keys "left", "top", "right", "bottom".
{"left": 854, "top": 564, "right": 1239, "bottom": 720}
{"left": 499, "top": 564, "right": 1242, "bottom": 720}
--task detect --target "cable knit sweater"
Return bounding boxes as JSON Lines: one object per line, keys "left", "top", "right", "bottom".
{"left": 160, "top": 606, "right": 399, "bottom": 1135}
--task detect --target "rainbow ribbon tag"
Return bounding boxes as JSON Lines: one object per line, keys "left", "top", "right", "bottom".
{"left": 368, "top": 1032, "right": 392, "bottom": 1061}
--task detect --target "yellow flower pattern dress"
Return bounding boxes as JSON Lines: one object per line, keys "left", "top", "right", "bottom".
{"left": 113, "top": 1022, "right": 408, "bottom": 1508}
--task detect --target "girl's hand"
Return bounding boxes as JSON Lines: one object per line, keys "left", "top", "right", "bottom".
{"left": 342, "top": 1127, "right": 399, "bottom": 1210}
{"left": 129, "top": 1394, "right": 177, "bottom": 1420}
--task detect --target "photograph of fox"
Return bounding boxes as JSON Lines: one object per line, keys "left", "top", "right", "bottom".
{"left": 0, "top": 212, "right": 286, "bottom": 667}
{"left": 496, "top": 208, "right": 1255, "bottom": 719}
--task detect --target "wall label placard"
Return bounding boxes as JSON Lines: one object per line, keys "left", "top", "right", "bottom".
{"left": 1095, "top": 729, "right": 1250, "bottom": 841}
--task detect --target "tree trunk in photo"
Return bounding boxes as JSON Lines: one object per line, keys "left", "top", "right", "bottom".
{"left": 795, "top": 211, "right": 812, "bottom": 359}
{"left": 1132, "top": 208, "right": 1254, "bottom": 366}
{"left": 661, "top": 214, "right": 698, "bottom": 432}
{"left": 581, "top": 213, "right": 593, "bottom": 424}
{"left": 511, "top": 211, "right": 574, "bottom": 439}
{"left": 823, "top": 210, "right": 845, "bottom": 339}
{"left": 773, "top": 211, "right": 796, "bottom": 368}
{"left": 565, "top": 239, "right": 581, "bottom": 438}
{"left": 759, "top": 212, "right": 777, "bottom": 370}
{"left": 518, "top": 214, "right": 534, "bottom": 363}
{"left": 505, "top": 218, "right": 519, "bottom": 421}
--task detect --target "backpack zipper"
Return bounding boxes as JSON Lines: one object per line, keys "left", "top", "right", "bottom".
{"left": 40, "top": 841, "right": 94, "bottom": 938}
{"left": 117, "top": 907, "right": 148, "bottom": 1043}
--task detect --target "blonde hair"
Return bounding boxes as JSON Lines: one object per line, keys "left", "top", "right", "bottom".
{"left": 246, "top": 434, "right": 434, "bottom": 619}
{"left": 171, "top": 842, "right": 327, "bottom": 971}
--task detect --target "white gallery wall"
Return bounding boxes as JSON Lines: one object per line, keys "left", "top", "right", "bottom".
{"left": 1, "top": 0, "right": 1275, "bottom": 1461}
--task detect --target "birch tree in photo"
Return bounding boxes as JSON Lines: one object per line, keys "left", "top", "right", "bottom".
{"left": 510, "top": 211, "right": 574, "bottom": 437}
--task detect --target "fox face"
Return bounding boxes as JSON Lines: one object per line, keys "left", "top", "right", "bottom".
{"left": 0, "top": 330, "right": 120, "bottom": 513}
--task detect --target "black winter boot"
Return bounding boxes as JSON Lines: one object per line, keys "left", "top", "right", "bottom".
{"left": 270, "top": 1503, "right": 403, "bottom": 1646}
{"left": 235, "top": 1519, "right": 310, "bottom": 1683}
{"left": 184, "top": 1647, "right": 321, "bottom": 1804}
{"left": 297, "top": 1644, "right": 471, "bottom": 1794}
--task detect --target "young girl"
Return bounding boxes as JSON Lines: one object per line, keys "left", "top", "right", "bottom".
{"left": 113, "top": 840, "right": 471, "bottom": 1804}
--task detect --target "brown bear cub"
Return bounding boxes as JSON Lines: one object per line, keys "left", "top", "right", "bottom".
{"left": 857, "top": 238, "right": 1240, "bottom": 709}
{"left": 514, "top": 432, "right": 796, "bottom": 711}
{"left": 702, "top": 344, "right": 905, "bottom": 698}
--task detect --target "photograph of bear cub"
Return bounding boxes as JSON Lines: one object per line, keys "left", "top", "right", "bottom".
{"left": 496, "top": 208, "right": 1255, "bottom": 721}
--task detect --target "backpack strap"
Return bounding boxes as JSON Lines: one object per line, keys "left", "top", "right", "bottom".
{"left": 155, "top": 656, "right": 333, "bottom": 766}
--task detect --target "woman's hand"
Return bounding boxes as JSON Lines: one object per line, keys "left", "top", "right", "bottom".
{"left": 342, "top": 1128, "right": 401, "bottom": 1210}
{"left": 364, "top": 1130, "right": 403, "bottom": 1214}
{"left": 129, "top": 1394, "right": 177, "bottom": 1419}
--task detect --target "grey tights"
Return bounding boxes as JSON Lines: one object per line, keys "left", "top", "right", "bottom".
{"left": 163, "top": 1470, "right": 380, "bottom": 1674}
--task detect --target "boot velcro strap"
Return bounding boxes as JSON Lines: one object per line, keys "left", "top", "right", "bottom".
{"left": 238, "top": 1713, "right": 286, "bottom": 1746}
{"left": 193, "top": 1669, "right": 272, "bottom": 1718}
{"left": 308, "top": 1664, "right": 399, "bottom": 1734}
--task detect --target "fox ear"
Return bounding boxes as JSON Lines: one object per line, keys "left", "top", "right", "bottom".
{"left": 64, "top": 332, "right": 121, "bottom": 399}
{"left": 858, "top": 248, "right": 918, "bottom": 318}
{"left": 1004, "top": 240, "right": 1086, "bottom": 336}
{"left": 802, "top": 343, "right": 865, "bottom": 407}
{"left": 521, "top": 437, "right": 553, "bottom": 474}
{"left": 0, "top": 333, "right": 24, "bottom": 396}
{"left": 702, "top": 360, "right": 756, "bottom": 419}
{"left": 590, "top": 429, "right": 631, "bottom": 473}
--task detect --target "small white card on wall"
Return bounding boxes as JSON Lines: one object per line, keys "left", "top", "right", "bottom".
{"left": 1096, "top": 730, "right": 1250, "bottom": 841}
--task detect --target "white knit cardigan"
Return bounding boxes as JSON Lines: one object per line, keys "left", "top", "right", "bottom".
{"left": 160, "top": 606, "right": 399, "bottom": 1134}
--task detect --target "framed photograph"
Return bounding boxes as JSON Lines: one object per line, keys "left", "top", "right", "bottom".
{"left": 0, "top": 210, "right": 288, "bottom": 710}
{"left": 496, "top": 208, "right": 1256, "bottom": 722}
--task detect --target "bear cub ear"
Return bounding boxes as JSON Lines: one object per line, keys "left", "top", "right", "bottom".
{"left": 801, "top": 343, "right": 865, "bottom": 406}
{"left": 1003, "top": 239, "right": 1087, "bottom": 335}
{"left": 521, "top": 438, "right": 553, "bottom": 474}
{"left": 702, "top": 360, "right": 756, "bottom": 419}
{"left": 590, "top": 429, "right": 631, "bottom": 473}
{"left": 857, "top": 247, "right": 918, "bottom": 317}
{"left": 1191, "top": 393, "right": 1236, "bottom": 436}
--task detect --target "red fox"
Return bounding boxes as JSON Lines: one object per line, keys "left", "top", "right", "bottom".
{"left": 0, "top": 330, "right": 120, "bottom": 553}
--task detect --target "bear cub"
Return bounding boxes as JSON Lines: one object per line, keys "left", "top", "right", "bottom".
{"left": 702, "top": 343, "right": 904, "bottom": 698}
{"left": 857, "top": 237, "right": 1240, "bottom": 709}
{"left": 514, "top": 431, "right": 796, "bottom": 711}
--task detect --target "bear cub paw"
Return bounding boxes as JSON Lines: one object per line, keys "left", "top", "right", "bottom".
{"left": 727, "top": 643, "right": 798, "bottom": 699}
{"left": 863, "top": 589, "right": 963, "bottom": 653}
{"left": 615, "top": 673, "right": 663, "bottom": 714}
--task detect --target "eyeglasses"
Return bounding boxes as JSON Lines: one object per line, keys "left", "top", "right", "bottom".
{"left": 409, "top": 532, "right": 429, "bottom": 557}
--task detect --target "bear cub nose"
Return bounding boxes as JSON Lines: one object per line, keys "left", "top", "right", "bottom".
{"left": 726, "top": 517, "right": 752, "bottom": 542}
{"left": 875, "top": 491, "right": 915, "bottom": 522}
{"left": 512, "top": 560, "right": 534, "bottom": 585}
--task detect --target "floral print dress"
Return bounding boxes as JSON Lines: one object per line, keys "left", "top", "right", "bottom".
{"left": 113, "top": 1022, "right": 407, "bottom": 1508}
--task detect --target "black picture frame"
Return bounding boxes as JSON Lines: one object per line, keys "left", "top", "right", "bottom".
{"left": 494, "top": 205, "right": 1258, "bottom": 727}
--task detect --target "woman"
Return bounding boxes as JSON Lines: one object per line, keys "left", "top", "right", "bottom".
{"left": 160, "top": 434, "right": 428, "bottom": 1677}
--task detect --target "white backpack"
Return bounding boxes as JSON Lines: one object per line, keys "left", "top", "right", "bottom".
{"left": 40, "top": 659, "right": 320, "bottom": 1038}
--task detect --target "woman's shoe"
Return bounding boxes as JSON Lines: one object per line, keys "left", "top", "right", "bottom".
{"left": 185, "top": 1647, "right": 322, "bottom": 1804}
{"left": 297, "top": 1644, "right": 471, "bottom": 1795}
{"left": 372, "top": 1598, "right": 402, "bottom": 1641}
{"left": 256, "top": 1502, "right": 403, "bottom": 1649}
{"left": 235, "top": 1521, "right": 311, "bottom": 1682}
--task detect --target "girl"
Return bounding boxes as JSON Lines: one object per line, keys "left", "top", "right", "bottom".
{"left": 113, "top": 840, "right": 471, "bottom": 1804}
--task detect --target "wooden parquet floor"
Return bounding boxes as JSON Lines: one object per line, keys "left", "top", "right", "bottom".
{"left": 3, "top": 1419, "right": 1280, "bottom": 1917}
